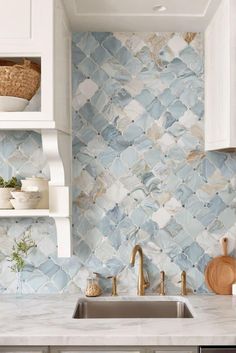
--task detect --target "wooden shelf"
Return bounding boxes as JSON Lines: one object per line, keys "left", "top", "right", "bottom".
{"left": 0, "top": 209, "right": 50, "bottom": 217}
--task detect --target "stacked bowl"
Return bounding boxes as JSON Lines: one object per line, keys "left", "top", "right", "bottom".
{"left": 10, "top": 191, "right": 41, "bottom": 209}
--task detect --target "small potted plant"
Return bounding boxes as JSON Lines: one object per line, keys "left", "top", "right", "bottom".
{"left": 0, "top": 176, "right": 21, "bottom": 209}
{"left": 8, "top": 234, "right": 36, "bottom": 296}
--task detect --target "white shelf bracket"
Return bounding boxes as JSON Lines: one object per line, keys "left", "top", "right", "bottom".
{"left": 41, "top": 129, "right": 72, "bottom": 257}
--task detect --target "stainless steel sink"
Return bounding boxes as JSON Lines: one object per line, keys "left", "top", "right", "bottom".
{"left": 73, "top": 299, "right": 193, "bottom": 319}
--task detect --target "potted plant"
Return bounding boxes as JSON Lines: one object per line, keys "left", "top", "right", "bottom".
{"left": 0, "top": 176, "right": 21, "bottom": 209}
{"left": 8, "top": 234, "right": 36, "bottom": 296}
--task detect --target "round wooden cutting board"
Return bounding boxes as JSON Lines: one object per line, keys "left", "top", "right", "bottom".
{"left": 205, "top": 237, "right": 236, "bottom": 294}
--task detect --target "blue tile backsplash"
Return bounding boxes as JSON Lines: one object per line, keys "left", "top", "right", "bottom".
{"left": 1, "top": 32, "right": 236, "bottom": 294}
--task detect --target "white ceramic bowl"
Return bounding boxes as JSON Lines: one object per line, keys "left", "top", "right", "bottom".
{"left": 21, "top": 177, "right": 49, "bottom": 208}
{"left": 11, "top": 190, "right": 40, "bottom": 201}
{"left": 10, "top": 198, "right": 40, "bottom": 209}
{"left": 0, "top": 188, "right": 15, "bottom": 209}
{"left": 0, "top": 96, "right": 29, "bottom": 112}
{"left": 0, "top": 199, "right": 13, "bottom": 209}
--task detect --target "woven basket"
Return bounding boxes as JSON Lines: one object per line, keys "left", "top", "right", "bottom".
{"left": 0, "top": 59, "right": 41, "bottom": 101}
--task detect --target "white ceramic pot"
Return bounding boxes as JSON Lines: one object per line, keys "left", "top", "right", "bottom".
{"left": 10, "top": 198, "right": 40, "bottom": 210}
{"left": 11, "top": 190, "right": 40, "bottom": 201}
{"left": 21, "top": 177, "right": 49, "bottom": 209}
{"left": 0, "top": 188, "right": 15, "bottom": 209}
{"left": 0, "top": 96, "right": 29, "bottom": 112}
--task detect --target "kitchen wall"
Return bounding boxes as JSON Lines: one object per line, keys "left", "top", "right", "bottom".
{"left": 1, "top": 32, "right": 236, "bottom": 294}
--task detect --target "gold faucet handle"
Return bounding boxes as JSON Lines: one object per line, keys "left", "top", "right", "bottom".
{"left": 157, "top": 283, "right": 166, "bottom": 294}
{"left": 158, "top": 270, "right": 166, "bottom": 295}
{"left": 107, "top": 275, "right": 118, "bottom": 296}
{"left": 178, "top": 271, "right": 192, "bottom": 296}
{"left": 143, "top": 269, "right": 150, "bottom": 288}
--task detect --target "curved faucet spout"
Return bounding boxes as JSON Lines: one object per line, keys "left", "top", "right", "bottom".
{"left": 130, "top": 244, "right": 143, "bottom": 266}
{"left": 130, "top": 244, "right": 149, "bottom": 296}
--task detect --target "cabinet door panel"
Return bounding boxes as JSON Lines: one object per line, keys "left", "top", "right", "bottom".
{"left": 0, "top": 0, "right": 31, "bottom": 39}
{"left": 56, "top": 348, "right": 141, "bottom": 353}
{"left": 154, "top": 351, "right": 195, "bottom": 353}
{"left": 0, "top": 348, "right": 48, "bottom": 353}
{"left": 153, "top": 348, "right": 198, "bottom": 353}
{"left": 0, "top": 349, "right": 48, "bottom": 353}
{"left": 51, "top": 349, "right": 142, "bottom": 353}
{"left": 155, "top": 348, "right": 194, "bottom": 353}
{"left": 52, "top": 351, "right": 141, "bottom": 353}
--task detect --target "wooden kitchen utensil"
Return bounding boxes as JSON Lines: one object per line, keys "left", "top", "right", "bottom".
{"left": 205, "top": 237, "right": 236, "bottom": 294}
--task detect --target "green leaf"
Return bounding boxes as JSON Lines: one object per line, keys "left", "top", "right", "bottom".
{"left": 8, "top": 234, "right": 36, "bottom": 273}
{"left": 0, "top": 176, "right": 21, "bottom": 188}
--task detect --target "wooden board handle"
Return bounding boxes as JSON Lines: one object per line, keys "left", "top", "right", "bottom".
{"left": 222, "top": 237, "right": 228, "bottom": 256}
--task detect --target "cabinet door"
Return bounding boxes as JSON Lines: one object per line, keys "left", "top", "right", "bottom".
{"left": 0, "top": 0, "right": 53, "bottom": 53}
{"left": 152, "top": 347, "right": 198, "bottom": 353}
{"left": 51, "top": 349, "right": 143, "bottom": 353}
{"left": 0, "top": 0, "right": 31, "bottom": 39}
{"left": 51, "top": 348, "right": 197, "bottom": 353}
{"left": 204, "top": 0, "right": 230, "bottom": 151}
{"left": 0, "top": 348, "right": 48, "bottom": 353}
{"left": 205, "top": 0, "right": 236, "bottom": 151}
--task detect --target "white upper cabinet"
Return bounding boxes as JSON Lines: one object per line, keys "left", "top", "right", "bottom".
{"left": 0, "top": 0, "right": 72, "bottom": 257}
{"left": 0, "top": 0, "right": 71, "bottom": 134}
{"left": 205, "top": 0, "right": 236, "bottom": 151}
{"left": 0, "top": 0, "right": 31, "bottom": 39}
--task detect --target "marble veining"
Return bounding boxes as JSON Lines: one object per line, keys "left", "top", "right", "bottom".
{"left": 0, "top": 33, "right": 236, "bottom": 295}
{"left": 0, "top": 294, "right": 236, "bottom": 345}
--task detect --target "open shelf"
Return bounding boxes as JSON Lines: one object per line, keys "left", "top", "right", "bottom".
{"left": 0, "top": 113, "right": 56, "bottom": 130}
{"left": 0, "top": 56, "right": 41, "bottom": 113}
{"left": 0, "top": 209, "right": 49, "bottom": 217}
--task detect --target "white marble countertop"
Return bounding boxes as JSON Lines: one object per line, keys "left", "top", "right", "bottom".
{"left": 0, "top": 294, "right": 236, "bottom": 346}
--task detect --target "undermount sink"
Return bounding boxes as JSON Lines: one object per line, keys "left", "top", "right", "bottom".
{"left": 73, "top": 299, "right": 193, "bottom": 319}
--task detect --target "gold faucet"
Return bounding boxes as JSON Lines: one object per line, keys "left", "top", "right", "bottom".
{"left": 159, "top": 270, "right": 165, "bottom": 295}
{"left": 130, "top": 244, "right": 149, "bottom": 296}
{"left": 107, "top": 275, "right": 118, "bottom": 296}
{"left": 180, "top": 271, "right": 187, "bottom": 296}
